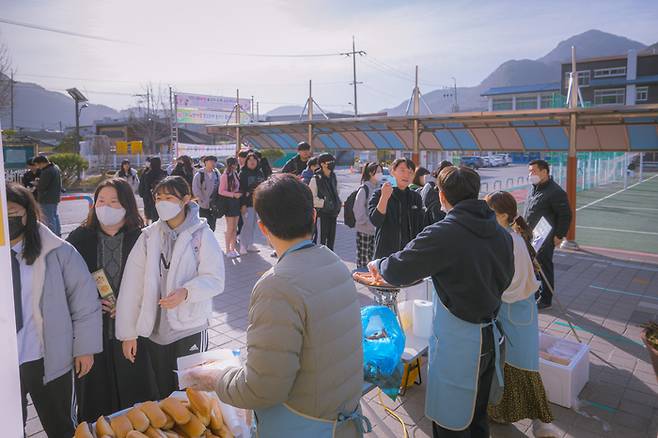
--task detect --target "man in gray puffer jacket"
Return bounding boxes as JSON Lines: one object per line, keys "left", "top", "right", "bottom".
{"left": 189, "top": 175, "right": 369, "bottom": 438}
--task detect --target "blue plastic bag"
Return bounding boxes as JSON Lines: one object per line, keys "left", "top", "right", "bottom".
{"left": 361, "top": 306, "right": 406, "bottom": 401}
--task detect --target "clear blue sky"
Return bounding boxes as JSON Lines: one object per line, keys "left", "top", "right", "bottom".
{"left": 1, "top": 0, "right": 656, "bottom": 113}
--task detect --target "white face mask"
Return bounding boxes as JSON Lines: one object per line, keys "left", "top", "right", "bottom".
{"left": 156, "top": 200, "right": 183, "bottom": 221}
{"left": 529, "top": 174, "right": 541, "bottom": 185}
{"left": 95, "top": 205, "right": 126, "bottom": 226}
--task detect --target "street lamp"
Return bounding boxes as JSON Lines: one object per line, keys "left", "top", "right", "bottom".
{"left": 66, "top": 88, "right": 88, "bottom": 155}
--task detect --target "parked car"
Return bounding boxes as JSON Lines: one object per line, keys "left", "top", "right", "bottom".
{"left": 481, "top": 157, "right": 493, "bottom": 167}
{"left": 461, "top": 156, "right": 484, "bottom": 169}
{"left": 489, "top": 156, "right": 506, "bottom": 167}
{"left": 496, "top": 153, "right": 512, "bottom": 165}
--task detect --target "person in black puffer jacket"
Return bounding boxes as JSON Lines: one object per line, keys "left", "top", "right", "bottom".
{"left": 139, "top": 157, "right": 168, "bottom": 223}
{"left": 369, "top": 158, "right": 425, "bottom": 259}
{"left": 309, "top": 153, "right": 341, "bottom": 250}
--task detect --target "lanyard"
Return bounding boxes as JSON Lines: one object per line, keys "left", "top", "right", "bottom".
{"left": 278, "top": 239, "right": 314, "bottom": 262}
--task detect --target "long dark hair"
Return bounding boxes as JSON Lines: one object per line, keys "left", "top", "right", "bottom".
{"left": 485, "top": 191, "right": 536, "bottom": 259}
{"left": 118, "top": 159, "right": 132, "bottom": 178}
{"left": 361, "top": 162, "right": 381, "bottom": 183}
{"left": 226, "top": 157, "right": 238, "bottom": 191}
{"left": 150, "top": 157, "right": 162, "bottom": 171}
{"left": 245, "top": 152, "right": 259, "bottom": 170}
{"left": 6, "top": 183, "right": 42, "bottom": 265}
{"left": 412, "top": 167, "right": 430, "bottom": 186}
{"left": 178, "top": 155, "right": 194, "bottom": 175}
{"left": 84, "top": 178, "right": 144, "bottom": 232}
{"left": 154, "top": 175, "right": 191, "bottom": 199}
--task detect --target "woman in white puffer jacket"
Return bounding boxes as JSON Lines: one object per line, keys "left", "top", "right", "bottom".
{"left": 116, "top": 175, "right": 225, "bottom": 398}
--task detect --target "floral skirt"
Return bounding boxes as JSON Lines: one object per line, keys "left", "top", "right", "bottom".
{"left": 488, "top": 363, "right": 554, "bottom": 424}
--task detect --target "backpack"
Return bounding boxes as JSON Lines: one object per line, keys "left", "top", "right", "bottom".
{"left": 343, "top": 184, "right": 369, "bottom": 228}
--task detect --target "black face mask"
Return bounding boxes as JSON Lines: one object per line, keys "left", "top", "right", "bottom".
{"left": 327, "top": 162, "right": 336, "bottom": 172}
{"left": 8, "top": 216, "right": 26, "bottom": 240}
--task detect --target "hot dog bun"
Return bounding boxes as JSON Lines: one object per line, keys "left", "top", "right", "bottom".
{"left": 138, "top": 401, "right": 168, "bottom": 429}
{"left": 127, "top": 407, "right": 150, "bottom": 432}
{"left": 96, "top": 415, "right": 116, "bottom": 437}
{"left": 74, "top": 422, "right": 94, "bottom": 438}
{"left": 160, "top": 397, "right": 192, "bottom": 425}
{"left": 178, "top": 410, "right": 206, "bottom": 437}
{"left": 186, "top": 388, "right": 212, "bottom": 423}
{"left": 126, "top": 431, "right": 149, "bottom": 438}
{"left": 110, "top": 414, "right": 135, "bottom": 438}
{"left": 144, "top": 427, "right": 167, "bottom": 438}
{"left": 208, "top": 398, "right": 224, "bottom": 432}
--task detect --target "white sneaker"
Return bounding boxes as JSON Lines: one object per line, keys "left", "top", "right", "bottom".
{"left": 239, "top": 245, "right": 248, "bottom": 256}
{"left": 532, "top": 420, "right": 559, "bottom": 438}
{"left": 227, "top": 250, "right": 240, "bottom": 258}
{"left": 247, "top": 245, "right": 260, "bottom": 253}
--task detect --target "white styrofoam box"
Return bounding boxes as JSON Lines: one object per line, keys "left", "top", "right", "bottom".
{"left": 538, "top": 332, "right": 590, "bottom": 408}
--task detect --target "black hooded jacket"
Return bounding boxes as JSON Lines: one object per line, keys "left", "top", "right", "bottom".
{"left": 369, "top": 187, "right": 425, "bottom": 259}
{"left": 378, "top": 199, "right": 514, "bottom": 323}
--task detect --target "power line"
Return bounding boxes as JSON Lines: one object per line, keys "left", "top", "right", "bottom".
{"left": 0, "top": 17, "right": 344, "bottom": 58}
{"left": 340, "top": 36, "right": 366, "bottom": 117}
{"left": 0, "top": 17, "right": 132, "bottom": 44}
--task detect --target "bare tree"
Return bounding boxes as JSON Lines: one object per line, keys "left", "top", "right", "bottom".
{"left": 130, "top": 82, "right": 170, "bottom": 154}
{"left": 0, "top": 35, "right": 13, "bottom": 115}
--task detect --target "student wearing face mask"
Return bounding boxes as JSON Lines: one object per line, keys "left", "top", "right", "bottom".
{"left": 67, "top": 178, "right": 159, "bottom": 422}
{"left": 116, "top": 176, "right": 225, "bottom": 398}
{"left": 6, "top": 183, "right": 101, "bottom": 438}
{"left": 353, "top": 162, "right": 381, "bottom": 269}
{"left": 308, "top": 153, "right": 341, "bottom": 250}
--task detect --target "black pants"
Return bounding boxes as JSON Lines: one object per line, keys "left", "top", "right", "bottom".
{"left": 432, "top": 326, "right": 495, "bottom": 438}
{"left": 535, "top": 242, "right": 555, "bottom": 305}
{"left": 144, "top": 331, "right": 208, "bottom": 400}
{"left": 20, "top": 359, "right": 75, "bottom": 438}
{"left": 311, "top": 214, "right": 318, "bottom": 244}
{"left": 76, "top": 334, "right": 158, "bottom": 423}
{"left": 199, "top": 207, "right": 217, "bottom": 231}
{"left": 318, "top": 212, "right": 337, "bottom": 250}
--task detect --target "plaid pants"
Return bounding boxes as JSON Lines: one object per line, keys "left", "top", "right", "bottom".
{"left": 356, "top": 232, "right": 376, "bottom": 268}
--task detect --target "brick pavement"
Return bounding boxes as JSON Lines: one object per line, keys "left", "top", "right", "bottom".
{"left": 27, "top": 215, "right": 658, "bottom": 437}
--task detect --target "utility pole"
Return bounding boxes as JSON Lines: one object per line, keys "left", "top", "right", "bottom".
{"left": 10, "top": 71, "right": 14, "bottom": 129}
{"left": 251, "top": 95, "right": 255, "bottom": 121}
{"left": 451, "top": 77, "right": 459, "bottom": 112}
{"left": 341, "top": 36, "right": 366, "bottom": 117}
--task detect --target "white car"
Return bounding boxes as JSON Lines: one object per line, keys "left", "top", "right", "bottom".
{"left": 481, "top": 157, "right": 493, "bottom": 167}
{"left": 494, "top": 154, "right": 512, "bottom": 165}
{"left": 490, "top": 156, "right": 506, "bottom": 167}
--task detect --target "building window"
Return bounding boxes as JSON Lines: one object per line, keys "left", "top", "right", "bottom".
{"left": 636, "top": 86, "right": 649, "bottom": 102}
{"left": 492, "top": 98, "right": 513, "bottom": 111}
{"left": 515, "top": 96, "right": 538, "bottom": 110}
{"left": 564, "top": 71, "right": 590, "bottom": 89}
{"left": 540, "top": 95, "right": 554, "bottom": 108}
{"left": 593, "top": 88, "right": 625, "bottom": 105}
{"left": 593, "top": 67, "right": 627, "bottom": 78}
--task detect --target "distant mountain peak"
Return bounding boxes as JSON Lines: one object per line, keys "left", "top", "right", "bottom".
{"left": 538, "top": 29, "right": 646, "bottom": 64}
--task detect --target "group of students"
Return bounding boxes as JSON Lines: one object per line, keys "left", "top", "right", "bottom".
{"left": 8, "top": 173, "right": 225, "bottom": 438}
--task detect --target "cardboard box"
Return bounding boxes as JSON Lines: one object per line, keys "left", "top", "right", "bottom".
{"left": 538, "top": 333, "right": 590, "bottom": 408}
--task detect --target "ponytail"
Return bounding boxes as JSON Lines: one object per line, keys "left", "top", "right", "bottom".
{"left": 511, "top": 215, "right": 537, "bottom": 260}
{"left": 361, "top": 162, "right": 381, "bottom": 183}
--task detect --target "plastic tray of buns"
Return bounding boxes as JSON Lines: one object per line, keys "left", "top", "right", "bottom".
{"left": 73, "top": 388, "right": 249, "bottom": 438}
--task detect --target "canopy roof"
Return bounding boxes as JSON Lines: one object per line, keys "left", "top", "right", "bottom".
{"left": 207, "top": 104, "right": 658, "bottom": 152}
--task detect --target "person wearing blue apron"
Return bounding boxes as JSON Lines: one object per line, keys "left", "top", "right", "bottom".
{"left": 485, "top": 191, "right": 556, "bottom": 438}
{"left": 188, "top": 174, "right": 370, "bottom": 438}
{"left": 369, "top": 166, "right": 515, "bottom": 437}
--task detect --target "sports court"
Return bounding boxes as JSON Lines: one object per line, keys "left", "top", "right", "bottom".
{"left": 574, "top": 172, "right": 658, "bottom": 254}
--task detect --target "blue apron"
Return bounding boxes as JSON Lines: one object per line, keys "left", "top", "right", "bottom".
{"left": 254, "top": 240, "right": 373, "bottom": 437}
{"left": 425, "top": 296, "right": 504, "bottom": 431}
{"left": 255, "top": 403, "right": 372, "bottom": 438}
{"left": 497, "top": 295, "right": 539, "bottom": 371}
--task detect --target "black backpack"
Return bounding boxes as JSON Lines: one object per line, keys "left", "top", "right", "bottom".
{"left": 343, "top": 184, "right": 369, "bottom": 228}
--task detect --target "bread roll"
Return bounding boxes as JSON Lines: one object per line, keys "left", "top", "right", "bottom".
{"left": 163, "top": 413, "right": 175, "bottom": 430}
{"left": 203, "top": 431, "right": 220, "bottom": 438}
{"left": 96, "top": 415, "right": 116, "bottom": 437}
{"left": 160, "top": 397, "right": 192, "bottom": 425}
{"left": 163, "top": 431, "right": 181, "bottom": 438}
{"left": 186, "top": 389, "right": 212, "bottom": 421}
{"left": 126, "top": 431, "right": 149, "bottom": 438}
{"left": 208, "top": 398, "right": 224, "bottom": 432}
{"left": 144, "top": 427, "right": 167, "bottom": 438}
{"left": 127, "top": 407, "right": 150, "bottom": 432}
{"left": 74, "top": 422, "right": 94, "bottom": 438}
{"left": 110, "top": 414, "right": 135, "bottom": 438}
{"left": 178, "top": 411, "right": 206, "bottom": 437}
{"left": 139, "top": 401, "right": 168, "bottom": 429}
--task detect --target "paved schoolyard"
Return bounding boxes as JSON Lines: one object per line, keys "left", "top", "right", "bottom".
{"left": 26, "top": 169, "right": 658, "bottom": 437}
